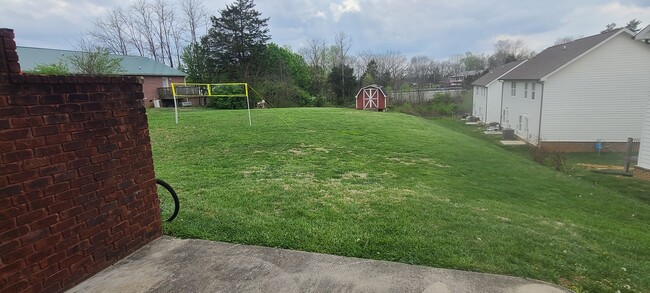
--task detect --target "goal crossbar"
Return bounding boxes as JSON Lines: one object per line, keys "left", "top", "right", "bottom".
{"left": 170, "top": 82, "right": 252, "bottom": 126}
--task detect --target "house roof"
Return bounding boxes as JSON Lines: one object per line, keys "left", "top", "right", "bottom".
{"left": 16, "top": 46, "right": 186, "bottom": 77}
{"left": 634, "top": 24, "right": 650, "bottom": 41}
{"left": 471, "top": 60, "right": 526, "bottom": 87}
{"left": 500, "top": 29, "right": 631, "bottom": 81}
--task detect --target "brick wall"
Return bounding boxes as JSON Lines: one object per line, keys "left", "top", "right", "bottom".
{"left": 0, "top": 28, "right": 162, "bottom": 293}
{"left": 141, "top": 76, "right": 184, "bottom": 107}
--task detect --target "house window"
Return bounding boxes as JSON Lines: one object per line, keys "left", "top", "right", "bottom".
{"left": 518, "top": 115, "right": 522, "bottom": 131}
{"left": 162, "top": 77, "right": 170, "bottom": 87}
{"left": 511, "top": 82, "right": 516, "bottom": 96}
{"left": 524, "top": 83, "right": 528, "bottom": 99}
{"left": 531, "top": 83, "right": 536, "bottom": 100}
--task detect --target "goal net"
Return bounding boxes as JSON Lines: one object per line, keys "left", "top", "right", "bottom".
{"left": 170, "top": 83, "right": 252, "bottom": 126}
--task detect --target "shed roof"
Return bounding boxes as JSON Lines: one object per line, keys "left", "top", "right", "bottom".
{"left": 471, "top": 60, "right": 526, "bottom": 87}
{"left": 500, "top": 29, "right": 631, "bottom": 81}
{"left": 356, "top": 84, "right": 388, "bottom": 98}
{"left": 17, "top": 46, "right": 186, "bottom": 77}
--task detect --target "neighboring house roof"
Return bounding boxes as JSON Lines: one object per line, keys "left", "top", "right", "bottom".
{"left": 16, "top": 46, "right": 186, "bottom": 77}
{"left": 500, "top": 29, "right": 631, "bottom": 81}
{"left": 471, "top": 60, "right": 526, "bottom": 87}
{"left": 634, "top": 24, "right": 650, "bottom": 42}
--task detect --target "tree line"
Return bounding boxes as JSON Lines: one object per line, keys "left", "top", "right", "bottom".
{"left": 37, "top": 0, "right": 642, "bottom": 110}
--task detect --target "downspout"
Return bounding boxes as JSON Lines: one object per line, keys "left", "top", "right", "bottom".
{"left": 498, "top": 80, "right": 505, "bottom": 129}
{"left": 537, "top": 81, "right": 545, "bottom": 146}
{"left": 485, "top": 87, "right": 488, "bottom": 122}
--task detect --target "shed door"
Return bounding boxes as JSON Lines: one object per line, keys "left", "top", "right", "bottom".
{"left": 363, "top": 88, "right": 378, "bottom": 109}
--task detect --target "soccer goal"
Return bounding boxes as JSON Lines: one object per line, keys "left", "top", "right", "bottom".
{"left": 170, "top": 82, "right": 252, "bottom": 126}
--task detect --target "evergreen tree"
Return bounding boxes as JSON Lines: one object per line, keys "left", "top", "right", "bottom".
{"left": 328, "top": 64, "right": 357, "bottom": 106}
{"left": 202, "top": 0, "right": 270, "bottom": 82}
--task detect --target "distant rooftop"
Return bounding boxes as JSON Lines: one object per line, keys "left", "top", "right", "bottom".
{"left": 471, "top": 60, "right": 526, "bottom": 86}
{"left": 17, "top": 46, "right": 186, "bottom": 77}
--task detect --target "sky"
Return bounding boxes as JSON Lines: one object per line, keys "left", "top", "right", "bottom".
{"left": 2, "top": 0, "right": 650, "bottom": 60}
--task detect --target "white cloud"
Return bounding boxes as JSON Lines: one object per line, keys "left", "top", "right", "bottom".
{"left": 329, "top": 0, "right": 361, "bottom": 21}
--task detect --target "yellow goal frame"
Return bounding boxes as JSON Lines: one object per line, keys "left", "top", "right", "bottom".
{"left": 170, "top": 83, "right": 252, "bottom": 126}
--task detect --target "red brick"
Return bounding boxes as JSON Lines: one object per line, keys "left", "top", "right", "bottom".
{"left": 27, "top": 105, "right": 56, "bottom": 115}
{"left": 31, "top": 214, "right": 58, "bottom": 231}
{"left": 72, "top": 130, "right": 93, "bottom": 141}
{"left": 76, "top": 209, "right": 99, "bottom": 223}
{"left": 38, "top": 163, "right": 65, "bottom": 176}
{"left": 0, "top": 141, "right": 15, "bottom": 152}
{"left": 24, "top": 177, "right": 51, "bottom": 190}
{"left": 69, "top": 112, "right": 91, "bottom": 122}
{"left": 33, "top": 233, "right": 63, "bottom": 252}
{"left": 49, "top": 217, "right": 76, "bottom": 234}
{"left": 50, "top": 151, "right": 77, "bottom": 165}
{"left": 59, "top": 253, "right": 84, "bottom": 270}
{"left": 8, "top": 169, "right": 38, "bottom": 183}
{"left": 90, "top": 153, "right": 111, "bottom": 164}
{"left": 39, "top": 95, "right": 65, "bottom": 105}
{"left": 14, "top": 137, "right": 46, "bottom": 150}
{"left": 0, "top": 128, "right": 29, "bottom": 140}
{"left": 45, "top": 133, "right": 71, "bottom": 145}
{"left": 1, "top": 244, "right": 34, "bottom": 264}
{"left": 52, "top": 170, "right": 76, "bottom": 183}
{"left": 34, "top": 145, "right": 63, "bottom": 157}
{"left": 0, "top": 239, "right": 21, "bottom": 255}
{"left": 75, "top": 147, "right": 96, "bottom": 158}
{"left": 60, "top": 222, "right": 86, "bottom": 239}
{"left": 3, "top": 280, "right": 29, "bottom": 292}
{"left": 10, "top": 116, "right": 44, "bottom": 128}
{"left": 59, "top": 122, "right": 84, "bottom": 133}
{"left": 67, "top": 93, "right": 89, "bottom": 103}
{"left": 97, "top": 143, "right": 117, "bottom": 154}
{"left": 43, "top": 114, "right": 69, "bottom": 125}
{"left": 78, "top": 165, "right": 100, "bottom": 176}
{"left": 0, "top": 184, "right": 22, "bottom": 197}
{"left": 89, "top": 230, "right": 109, "bottom": 245}
{"left": 0, "top": 223, "right": 28, "bottom": 241}
{"left": 22, "top": 157, "right": 51, "bottom": 170}
{"left": 43, "top": 267, "right": 69, "bottom": 287}
{"left": 79, "top": 181, "right": 101, "bottom": 195}
{"left": 94, "top": 169, "right": 114, "bottom": 181}
{"left": 27, "top": 196, "right": 55, "bottom": 210}
{"left": 32, "top": 125, "right": 59, "bottom": 136}
{"left": 43, "top": 182, "right": 69, "bottom": 195}
{"left": 3, "top": 149, "right": 33, "bottom": 163}
{"left": 8, "top": 95, "right": 38, "bottom": 105}
{"left": 86, "top": 137, "right": 108, "bottom": 147}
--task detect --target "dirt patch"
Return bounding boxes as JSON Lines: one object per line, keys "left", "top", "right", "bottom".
{"left": 289, "top": 149, "right": 307, "bottom": 156}
{"left": 576, "top": 163, "right": 624, "bottom": 171}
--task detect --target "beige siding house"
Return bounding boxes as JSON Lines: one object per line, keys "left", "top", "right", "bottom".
{"left": 499, "top": 29, "right": 650, "bottom": 152}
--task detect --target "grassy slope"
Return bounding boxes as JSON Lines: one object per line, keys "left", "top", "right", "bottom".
{"left": 148, "top": 108, "right": 649, "bottom": 292}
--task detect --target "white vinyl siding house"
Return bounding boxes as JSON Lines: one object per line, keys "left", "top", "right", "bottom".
{"left": 633, "top": 24, "right": 650, "bottom": 177}
{"left": 639, "top": 102, "right": 650, "bottom": 170}
{"left": 499, "top": 29, "right": 650, "bottom": 150}
{"left": 471, "top": 60, "right": 526, "bottom": 124}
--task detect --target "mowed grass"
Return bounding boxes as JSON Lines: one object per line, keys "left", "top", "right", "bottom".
{"left": 147, "top": 108, "right": 649, "bottom": 292}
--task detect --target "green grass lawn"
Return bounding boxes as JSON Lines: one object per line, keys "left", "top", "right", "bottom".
{"left": 148, "top": 108, "right": 649, "bottom": 292}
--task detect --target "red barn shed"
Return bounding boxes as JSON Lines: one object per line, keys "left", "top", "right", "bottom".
{"left": 356, "top": 84, "right": 388, "bottom": 111}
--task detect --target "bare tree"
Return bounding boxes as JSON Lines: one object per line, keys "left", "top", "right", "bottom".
{"left": 488, "top": 39, "right": 534, "bottom": 68}
{"left": 554, "top": 36, "right": 577, "bottom": 45}
{"left": 181, "top": 0, "right": 208, "bottom": 44}
{"left": 91, "top": 8, "right": 129, "bottom": 55}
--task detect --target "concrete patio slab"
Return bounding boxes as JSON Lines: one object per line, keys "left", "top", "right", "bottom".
{"left": 68, "top": 236, "right": 569, "bottom": 293}
{"left": 500, "top": 140, "right": 527, "bottom": 146}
